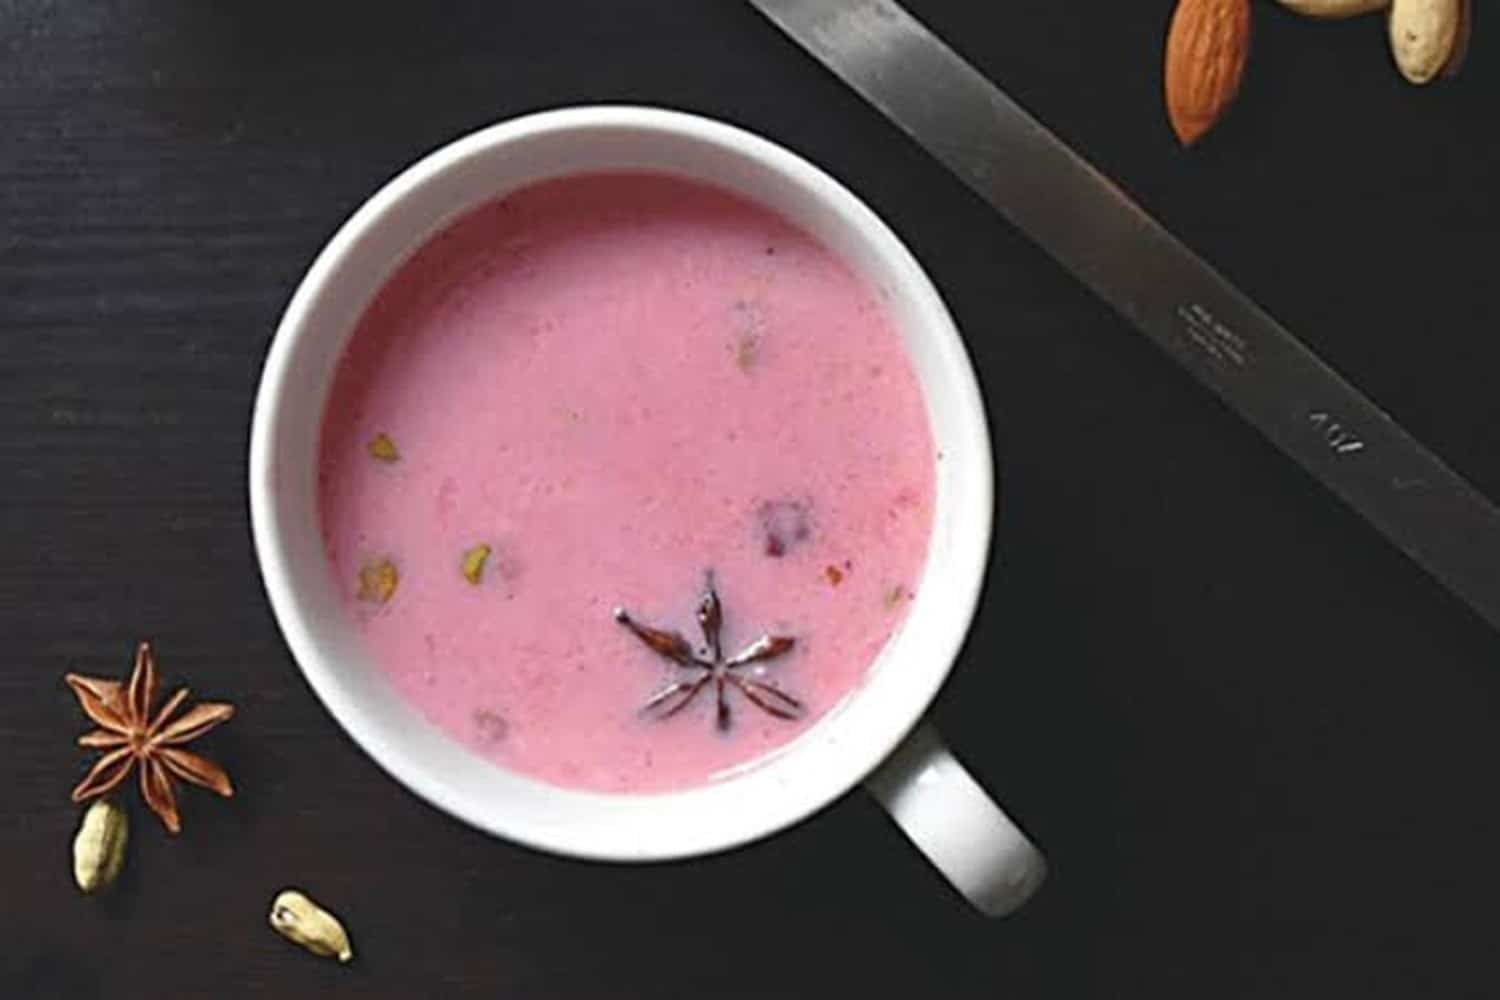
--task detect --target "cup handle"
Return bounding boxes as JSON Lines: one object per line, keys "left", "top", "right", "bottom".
{"left": 864, "top": 721, "right": 1047, "bottom": 917}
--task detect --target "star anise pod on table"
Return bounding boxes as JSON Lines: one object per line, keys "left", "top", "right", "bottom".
{"left": 614, "top": 574, "right": 803, "bottom": 731}
{"left": 66, "top": 641, "right": 235, "bottom": 834}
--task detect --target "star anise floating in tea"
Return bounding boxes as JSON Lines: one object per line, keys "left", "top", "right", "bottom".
{"left": 614, "top": 575, "right": 804, "bottom": 731}
{"left": 66, "top": 641, "right": 235, "bottom": 834}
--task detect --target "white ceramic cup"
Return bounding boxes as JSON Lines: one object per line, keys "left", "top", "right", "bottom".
{"left": 249, "top": 106, "right": 1045, "bottom": 917}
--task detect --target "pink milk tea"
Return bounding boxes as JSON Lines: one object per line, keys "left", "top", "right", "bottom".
{"left": 318, "top": 172, "right": 935, "bottom": 793}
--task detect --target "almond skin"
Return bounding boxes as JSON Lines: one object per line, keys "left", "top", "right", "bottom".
{"left": 1276, "top": 0, "right": 1389, "bottom": 18}
{"left": 1389, "top": 0, "right": 1463, "bottom": 84}
{"left": 1165, "top": 0, "right": 1253, "bottom": 146}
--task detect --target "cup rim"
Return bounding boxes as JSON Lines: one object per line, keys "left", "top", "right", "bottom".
{"left": 248, "top": 105, "right": 994, "bottom": 861}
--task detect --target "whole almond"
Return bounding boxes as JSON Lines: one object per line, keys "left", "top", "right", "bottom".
{"left": 1276, "top": 0, "right": 1389, "bottom": 18}
{"left": 1389, "top": 0, "right": 1463, "bottom": 84}
{"left": 1165, "top": 0, "right": 1253, "bottom": 146}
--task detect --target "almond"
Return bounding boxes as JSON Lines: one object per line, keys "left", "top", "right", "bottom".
{"left": 1276, "top": 0, "right": 1389, "bottom": 18}
{"left": 1389, "top": 0, "right": 1464, "bottom": 84}
{"left": 1165, "top": 0, "right": 1253, "bottom": 146}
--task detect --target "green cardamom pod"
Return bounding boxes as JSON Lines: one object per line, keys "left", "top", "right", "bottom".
{"left": 72, "top": 799, "right": 128, "bottom": 894}
{"left": 269, "top": 889, "right": 354, "bottom": 963}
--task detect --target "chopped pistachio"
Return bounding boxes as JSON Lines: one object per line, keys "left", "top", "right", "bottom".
{"left": 461, "top": 544, "right": 492, "bottom": 585}
{"left": 366, "top": 433, "right": 399, "bottom": 463}
{"left": 735, "top": 332, "right": 759, "bottom": 372}
{"left": 883, "top": 584, "right": 907, "bottom": 609}
{"left": 356, "top": 558, "right": 399, "bottom": 604}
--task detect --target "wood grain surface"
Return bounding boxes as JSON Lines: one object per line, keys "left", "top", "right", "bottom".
{"left": 3, "top": 2, "right": 1498, "bottom": 996}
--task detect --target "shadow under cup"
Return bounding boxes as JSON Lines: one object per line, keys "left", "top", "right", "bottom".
{"left": 250, "top": 108, "right": 1019, "bottom": 901}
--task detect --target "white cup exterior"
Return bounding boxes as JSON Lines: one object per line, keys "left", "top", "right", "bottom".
{"left": 249, "top": 106, "right": 1041, "bottom": 909}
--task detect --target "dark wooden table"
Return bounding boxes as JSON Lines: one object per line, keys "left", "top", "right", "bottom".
{"left": 4, "top": 2, "right": 1498, "bottom": 996}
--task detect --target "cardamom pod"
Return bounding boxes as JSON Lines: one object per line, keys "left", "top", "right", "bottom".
{"left": 72, "top": 798, "right": 128, "bottom": 894}
{"left": 269, "top": 888, "right": 354, "bottom": 963}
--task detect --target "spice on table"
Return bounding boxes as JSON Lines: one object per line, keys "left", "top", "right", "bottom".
{"left": 270, "top": 888, "right": 354, "bottom": 963}
{"left": 66, "top": 641, "right": 235, "bottom": 834}
{"left": 614, "top": 573, "right": 803, "bottom": 731}
{"left": 72, "top": 798, "right": 128, "bottom": 894}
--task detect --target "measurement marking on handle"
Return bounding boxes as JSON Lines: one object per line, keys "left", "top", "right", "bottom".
{"left": 1176, "top": 303, "right": 1250, "bottom": 370}
{"left": 1308, "top": 411, "right": 1365, "bottom": 455}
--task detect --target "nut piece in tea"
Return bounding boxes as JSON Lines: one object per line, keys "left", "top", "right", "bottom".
{"left": 366, "top": 432, "right": 400, "bottom": 463}
{"left": 72, "top": 798, "right": 128, "bottom": 894}
{"left": 461, "top": 543, "right": 492, "bottom": 585}
{"left": 735, "top": 332, "right": 759, "bottom": 372}
{"left": 757, "top": 498, "right": 811, "bottom": 558}
{"left": 473, "top": 708, "right": 508, "bottom": 742}
{"left": 270, "top": 888, "right": 354, "bottom": 964}
{"left": 356, "top": 557, "right": 399, "bottom": 604}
